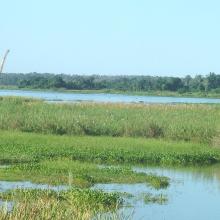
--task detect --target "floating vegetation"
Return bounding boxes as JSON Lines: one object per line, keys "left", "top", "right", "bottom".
{"left": 0, "top": 159, "right": 169, "bottom": 189}
{"left": 0, "top": 131, "right": 219, "bottom": 166}
{"left": 143, "top": 193, "right": 168, "bottom": 205}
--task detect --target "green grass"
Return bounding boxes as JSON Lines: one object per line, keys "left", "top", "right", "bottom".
{"left": 0, "top": 97, "right": 219, "bottom": 143}
{"left": 0, "top": 159, "right": 169, "bottom": 189}
{"left": 0, "top": 131, "right": 219, "bottom": 166}
{"left": 0, "top": 188, "right": 124, "bottom": 220}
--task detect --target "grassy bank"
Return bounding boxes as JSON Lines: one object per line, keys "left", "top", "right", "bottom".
{"left": 0, "top": 97, "right": 219, "bottom": 143}
{"left": 0, "top": 131, "right": 219, "bottom": 166}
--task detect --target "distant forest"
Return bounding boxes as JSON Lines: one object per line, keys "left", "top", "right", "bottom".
{"left": 0, "top": 72, "right": 220, "bottom": 93}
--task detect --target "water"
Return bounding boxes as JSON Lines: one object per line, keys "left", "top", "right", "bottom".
{"left": 1, "top": 89, "right": 220, "bottom": 104}
{"left": 0, "top": 181, "right": 68, "bottom": 212}
{"left": 0, "top": 200, "right": 13, "bottom": 212}
{"left": 93, "top": 165, "right": 220, "bottom": 220}
{"left": 0, "top": 181, "right": 68, "bottom": 192}
{"left": 0, "top": 166, "right": 220, "bottom": 219}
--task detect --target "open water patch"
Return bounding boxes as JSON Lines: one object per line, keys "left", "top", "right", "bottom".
{"left": 1, "top": 89, "right": 220, "bottom": 104}
{"left": 1, "top": 165, "right": 220, "bottom": 219}
{"left": 0, "top": 200, "right": 13, "bottom": 212}
{"left": 93, "top": 165, "right": 220, "bottom": 220}
{"left": 0, "top": 181, "right": 68, "bottom": 193}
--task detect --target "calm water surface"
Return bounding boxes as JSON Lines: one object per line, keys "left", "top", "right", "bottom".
{"left": 1, "top": 89, "right": 220, "bottom": 104}
{"left": 93, "top": 165, "right": 220, "bottom": 220}
{"left": 0, "top": 181, "right": 67, "bottom": 192}
{"left": 0, "top": 181, "right": 67, "bottom": 211}
{"left": 0, "top": 165, "right": 220, "bottom": 219}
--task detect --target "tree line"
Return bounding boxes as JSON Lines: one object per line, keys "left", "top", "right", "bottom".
{"left": 0, "top": 72, "right": 220, "bottom": 93}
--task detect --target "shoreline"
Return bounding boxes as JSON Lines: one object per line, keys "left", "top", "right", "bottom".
{"left": 0, "top": 86, "right": 220, "bottom": 99}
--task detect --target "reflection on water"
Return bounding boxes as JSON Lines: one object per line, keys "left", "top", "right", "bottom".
{"left": 1, "top": 89, "right": 220, "bottom": 104}
{"left": 94, "top": 165, "right": 220, "bottom": 220}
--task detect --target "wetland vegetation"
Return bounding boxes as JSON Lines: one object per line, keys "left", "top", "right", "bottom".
{"left": 0, "top": 97, "right": 220, "bottom": 219}
{"left": 0, "top": 97, "right": 219, "bottom": 142}
{"left": 0, "top": 188, "right": 123, "bottom": 220}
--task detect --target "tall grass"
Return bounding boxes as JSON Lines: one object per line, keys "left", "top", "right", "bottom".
{"left": 0, "top": 188, "right": 124, "bottom": 220}
{"left": 0, "top": 97, "right": 219, "bottom": 143}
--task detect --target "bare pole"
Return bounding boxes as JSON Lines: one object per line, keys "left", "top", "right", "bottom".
{"left": 0, "top": 50, "right": 10, "bottom": 74}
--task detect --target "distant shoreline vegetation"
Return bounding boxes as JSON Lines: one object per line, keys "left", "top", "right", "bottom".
{"left": 1, "top": 72, "right": 220, "bottom": 98}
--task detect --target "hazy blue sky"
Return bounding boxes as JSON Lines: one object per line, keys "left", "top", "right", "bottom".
{"left": 1, "top": 0, "right": 219, "bottom": 76}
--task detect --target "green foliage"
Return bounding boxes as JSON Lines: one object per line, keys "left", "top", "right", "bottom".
{"left": 0, "top": 131, "right": 219, "bottom": 167}
{"left": 0, "top": 188, "right": 122, "bottom": 210}
{"left": 1, "top": 72, "right": 220, "bottom": 93}
{"left": 0, "top": 188, "right": 123, "bottom": 220}
{"left": 0, "top": 97, "right": 219, "bottom": 143}
{"left": 0, "top": 159, "right": 169, "bottom": 189}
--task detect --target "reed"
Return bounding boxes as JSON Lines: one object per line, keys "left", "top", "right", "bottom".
{"left": 0, "top": 188, "right": 124, "bottom": 220}
{"left": 0, "top": 97, "right": 219, "bottom": 143}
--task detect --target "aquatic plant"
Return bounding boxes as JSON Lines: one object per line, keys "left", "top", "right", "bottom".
{"left": 143, "top": 193, "right": 168, "bottom": 205}
{"left": 0, "top": 131, "right": 219, "bottom": 166}
{"left": 0, "top": 159, "right": 169, "bottom": 189}
{"left": 0, "top": 188, "right": 124, "bottom": 220}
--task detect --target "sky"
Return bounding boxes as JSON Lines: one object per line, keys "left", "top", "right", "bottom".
{"left": 1, "top": 0, "right": 220, "bottom": 76}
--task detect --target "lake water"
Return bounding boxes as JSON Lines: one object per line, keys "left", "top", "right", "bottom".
{"left": 93, "top": 165, "right": 220, "bottom": 220}
{"left": 0, "top": 181, "right": 67, "bottom": 192}
{"left": 1, "top": 89, "right": 220, "bottom": 104}
{"left": 0, "top": 181, "right": 67, "bottom": 212}
{"left": 1, "top": 165, "right": 220, "bottom": 219}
